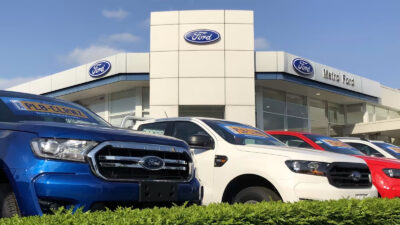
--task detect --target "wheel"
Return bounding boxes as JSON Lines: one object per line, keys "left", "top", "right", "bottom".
{"left": 232, "top": 186, "right": 281, "bottom": 204}
{"left": 0, "top": 184, "right": 20, "bottom": 218}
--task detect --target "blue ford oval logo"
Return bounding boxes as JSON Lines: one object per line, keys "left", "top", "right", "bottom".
{"left": 349, "top": 171, "right": 362, "bottom": 182}
{"left": 292, "top": 58, "right": 314, "bottom": 76}
{"left": 89, "top": 60, "right": 111, "bottom": 78}
{"left": 184, "top": 29, "right": 220, "bottom": 44}
{"left": 139, "top": 156, "right": 165, "bottom": 171}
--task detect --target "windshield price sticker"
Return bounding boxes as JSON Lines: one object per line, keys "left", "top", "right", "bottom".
{"left": 0, "top": 97, "right": 91, "bottom": 121}
{"left": 322, "top": 139, "right": 352, "bottom": 148}
{"left": 388, "top": 147, "right": 400, "bottom": 153}
{"left": 226, "top": 126, "right": 268, "bottom": 137}
{"left": 142, "top": 129, "right": 165, "bottom": 135}
{"left": 10, "top": 100, "right": 88, "bottom": 119}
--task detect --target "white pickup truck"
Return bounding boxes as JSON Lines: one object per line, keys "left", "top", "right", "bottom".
{"left": 131, "top": 117, "right": 377, "bottom": 204}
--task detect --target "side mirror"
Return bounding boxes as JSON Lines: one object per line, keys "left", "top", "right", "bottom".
{"left": 187, "top": 135, "right": 214, "bottom": 149}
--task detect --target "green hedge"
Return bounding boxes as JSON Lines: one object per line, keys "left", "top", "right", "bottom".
{"left": 2, "top": 198, "right": 400, "bottom": 225}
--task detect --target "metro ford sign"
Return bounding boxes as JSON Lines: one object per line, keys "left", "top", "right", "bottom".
{"left": 184, "top": 29, "right": 220, "bottom": 44}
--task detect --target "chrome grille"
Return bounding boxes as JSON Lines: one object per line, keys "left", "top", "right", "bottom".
{"left": 87, "top": 142, "right": 193, "bottom": 182}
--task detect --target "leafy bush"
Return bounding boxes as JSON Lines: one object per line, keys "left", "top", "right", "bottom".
{"left": 2, "top": 198, "right": 400, "bottom": 225}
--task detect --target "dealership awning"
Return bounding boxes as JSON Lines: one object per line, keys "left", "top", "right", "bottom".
{"left": 350, "top": 118, "right": 400, "bottom": 138}
{"left": 44, "top": 74, "right": 149, "bottom": 101}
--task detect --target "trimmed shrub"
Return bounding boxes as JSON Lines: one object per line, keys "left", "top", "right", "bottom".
{"left": 1, "top": 198, "right": 400, "bottom": 225}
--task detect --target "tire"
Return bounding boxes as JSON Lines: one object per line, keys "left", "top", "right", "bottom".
{"left": 232, "top": 186, "right": 281, "bottom": 204}
{"left": 0, "top": 184, "right": 20, "bottom": 218}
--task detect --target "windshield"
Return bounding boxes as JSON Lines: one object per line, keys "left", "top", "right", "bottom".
{"left": 0, "top": 96, "right": 110, "bottom": 127}
{"left": 305, "top": 134, "right": 365, "bottom": 156}
{"left": 373, "top": 142, "right": 400, "bottom": 159}
{"left": 202, "top": 119, "right": 284, "bottom": 146}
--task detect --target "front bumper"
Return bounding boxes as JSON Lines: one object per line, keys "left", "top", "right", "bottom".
{"left": 276, "top": 175, "right": 378, "bottom": 202}
{"left": 373, "top": 173, "right": 400, "bottom": 198}
{"left": 11, "top": 162, "right": 200, "bottom": 216}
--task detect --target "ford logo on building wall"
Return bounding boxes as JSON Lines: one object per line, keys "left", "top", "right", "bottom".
{"left": 184, "top": 29, "right": 220, "bottom": 44}
{"left": 292, "top": 58, "right": 314, "bottom": 76}
{"left": 89, "top": 60, "right": 111, "bottom": 78}
{"left": 139, "top": 156, "right": 165, "bottom": 171}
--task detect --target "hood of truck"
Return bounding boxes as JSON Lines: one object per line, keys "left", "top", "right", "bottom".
{"left": 2, "top": 121, "right": 188, "bottom": 148}
{"left": 235, "top": 144, "right": 366, "bottom": 164}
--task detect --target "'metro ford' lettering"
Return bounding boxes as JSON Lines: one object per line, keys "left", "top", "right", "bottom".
{"left": 184, "top": 29, "right": 220, "bottom": 44}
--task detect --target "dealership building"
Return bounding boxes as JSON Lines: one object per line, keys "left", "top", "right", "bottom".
{"left": 7, "top": 10, "right": 400, "bottom": 143}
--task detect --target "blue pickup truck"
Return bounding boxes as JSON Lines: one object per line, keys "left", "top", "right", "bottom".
{"left": 0, "top": 90, "right": 200, "bottom": 217}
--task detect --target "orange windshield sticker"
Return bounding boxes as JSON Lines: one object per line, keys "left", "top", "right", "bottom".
{"left": 227, "top": 126, "right": 267, "bottom": 137}
{"left": 322, "top": 139, "right": 351, "bottom": 148}
{"left": 388, "top": 147, "right": 400, "bottom": 153}
{"left": 14, "top": 100, "right": 88, "bottom": 119}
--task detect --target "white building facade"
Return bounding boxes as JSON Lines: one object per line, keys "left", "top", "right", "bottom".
{"left": 7, "top": 10, "right": 400, "bottom": 143}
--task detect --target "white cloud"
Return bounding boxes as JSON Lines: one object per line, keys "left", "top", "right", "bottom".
{"left": 0, "top": 76, "right": 39, "bottom": 90}
{"left": 102, "top": 8, "right": 129, "bottom": 20}
{"left": 254, "top": 37, "right": 270, "bottom": 50}
{"left": 104, "top": 33, "right": 140, "bottom": 43}
{"left": 61, "top": 45, "right": 124, "bottom": 66}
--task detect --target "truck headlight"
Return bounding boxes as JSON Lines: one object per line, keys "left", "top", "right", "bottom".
{"left": 383, "top": 169, "right": 400, "bottom": 179}
{"left": 285, "top": 160, "right": 330, "bottom": 176}
{"left": 31, "top": 138, "right": 98, "bottom": 162}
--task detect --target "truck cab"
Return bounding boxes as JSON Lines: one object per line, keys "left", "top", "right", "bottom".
{"left": 133, "top": 117, "right": 378, "bottom": 204}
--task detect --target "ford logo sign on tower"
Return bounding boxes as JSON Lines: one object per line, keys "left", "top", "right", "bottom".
{"left": 184, "top": 29, "right": 220, "bottom": 44}
{"left": 292, "top": 58, "right": 314, "bottom": 76}
{"left": 89, "top": 60, "right": 111, "bottom": 78}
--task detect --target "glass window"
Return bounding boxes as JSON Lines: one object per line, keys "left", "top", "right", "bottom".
{"left": 138, "top": 122, "right": 168, "bottom": 135}
{"left": 77, "top": 96, "right": 106, "bottom": 119}
{"left": 309, "top": 99, "right": 328, "bottom": 135}
{"left": 347, "top": 142, "right": 384, "bottom": 157}
{"left": 375, "top": 107, "right": 388, "bottom": 121}
{"left": 0, "top": 95, "right": 109, "bottom": 127}
{"left": 142, "top": 87, "right": 149, "bottom": 113}
{"left": 263, "top": 89, "right": 285, "bottom": 114}
{"left": 287, "top": 117, "right": 308, "bottom": 132}
{"left": 305, "top": 135, "right": 364, "bottom": 156}
{"left": 110, "top": 90, "right": 136, "bottom": 115}
{"left": 328, "top": 103, "right": 345, "bottom": 125}
{"left": 287, "top": 94, "right": 307, "bottom": 118}
{"left": 366, "top": 104, "right": 375, "bottom": 122}
{"left": 172, "top": 122, "right": 210, "bottom": 144}
{"left": 388, "top": 110, "right": 400, "bottom": 120}
{"left": 203, "top": 119, "right": 284, "bottom": 146}
{"left": 346, "top": 104, "right": 364, "bottom": 124}
{"left": 263, "top": 112, "right": 284, "bottom": 131}
{"left": 179, "top": 106, "right": 224, "bottom": 119}
{"left": 271, "top": 134, "right": 313, "bottom": 149}
{"left": 373, "top": 142, "right": 400, "bottom": 159}
{"left": 109, "top": 90, "right": 136, "bottom": 126}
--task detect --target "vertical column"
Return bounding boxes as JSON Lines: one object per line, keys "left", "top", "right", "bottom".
{"left": 149, "top": 11, "right": 180, "bottom": 118}
{"left": 178, "top": 10, "right": 226, "bottom": 106}
{"left": 224, "top": 10, "right": 255, "bottom": 126}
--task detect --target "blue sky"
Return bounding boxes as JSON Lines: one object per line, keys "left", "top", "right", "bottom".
{"left": 0, "top": 0, "right": 399, "bottom": 89}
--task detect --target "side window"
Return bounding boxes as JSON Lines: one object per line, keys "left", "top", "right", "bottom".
{"left": 272, "top": 134, "right": 313, "bottom": 149}
{"left": 172, "top": 122, "right": 211, "bottom": 144}
{"left": 138, "top": 122, "right": 168, "bottom": 135}
{"left": 347, "top": 143, "right": 383, "bottom": 157}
